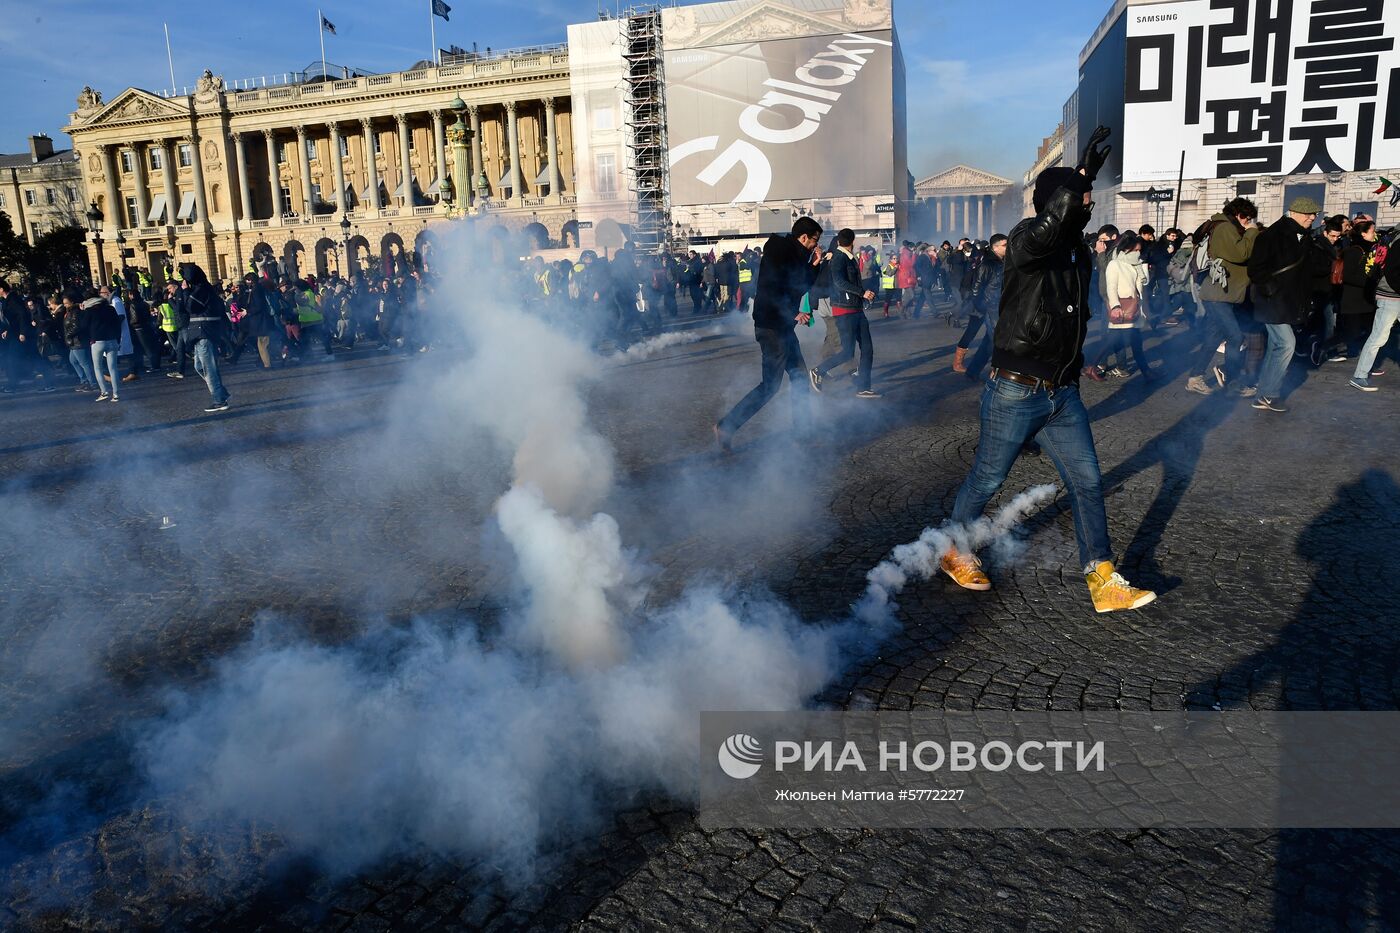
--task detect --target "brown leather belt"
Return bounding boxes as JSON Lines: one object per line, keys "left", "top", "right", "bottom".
{"left": 990, "top": 368, "right": 1052, "bottom": 390}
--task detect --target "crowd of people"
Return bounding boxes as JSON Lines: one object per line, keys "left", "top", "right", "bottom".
{"left": 1073, "top": 199, "right": 1399, "bottom": 408}
{"left": 0, "top": 259, "right": 447, "bottom": 411}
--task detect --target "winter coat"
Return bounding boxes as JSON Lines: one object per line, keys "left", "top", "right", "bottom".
{"left": 969, "top": 254, "right": 1004, "bottom": 319}
{"left": 1105, "top": 251, "right": 1148, "bottom": 329}
{"left": 83, "top": 297, "right": 124, "bottom": 343}
{"left": 61, "top": 308, "right": 87, "bottom": 349}
{"left": 829, "top": 247, "right": 865, "bottom": 312}
{"left": 1247, "top": 216, "right": 1316, "bottom": 326}
{"left": 896, "top": 246, "right": 916, "bottom": 289}
{"left": 1198, "top": 213, "right": 1259, "bottom": 305}
{"left": 1339, "top": 239, "right": 1379, "bottom": 316}
{"left": 991, "top": 170, "right": 1095, "bottom": 384}
{"left": 914, "top": 252, "right": 936, "bottom": 287}
{"left": 752, "top": 233, "right": 820, "bottom": 332}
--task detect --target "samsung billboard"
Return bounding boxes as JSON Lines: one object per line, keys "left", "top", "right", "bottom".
{"left": 665, "top": 31, "right": 895, "bottom": 205}
{"left": 1121, "top": 0, "right": 1400, "bottom": 184}
{"left": 662, "top": 0, "right": 899, "bottom": 208}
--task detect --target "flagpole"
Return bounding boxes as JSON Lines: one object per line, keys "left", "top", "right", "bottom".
{"left": 319, "top": 9, "right": 327, "bottom": 80}
{"left": 164, "top": 23, "right": 177, "bottom": 95}
{"left": 429, "top": 0, "right": 438, "bottom": 67}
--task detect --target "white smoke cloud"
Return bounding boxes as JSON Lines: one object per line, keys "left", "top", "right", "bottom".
{"left": 856, "top": 484, "right": 1059, "bottom": 626}
{"left": 607, "top": 328, "right": 709, "bottom": 362}
{"left": 11, "top": 222, "right": 1056, "bottom": 900}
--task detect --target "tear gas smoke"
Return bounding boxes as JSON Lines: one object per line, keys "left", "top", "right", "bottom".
{"left": 23, "top": 222, "right": 1054, "bottom": 894}
{"left": 856, "top": 484, "right": 1059, "bottom": 625}
{"left": 608, "top": 328, "right": 709, "bottom": 362}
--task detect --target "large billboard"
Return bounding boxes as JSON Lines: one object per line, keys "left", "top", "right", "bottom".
{"left": 1122, "top": 0, "right": 1400, "bottom": 184}
{"left": 663, "top": 0, "right": 896, "bottom": 206}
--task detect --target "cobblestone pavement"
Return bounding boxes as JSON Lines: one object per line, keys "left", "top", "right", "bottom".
{"left": 2, "top": 305, "right": 1399, "bottom": 931}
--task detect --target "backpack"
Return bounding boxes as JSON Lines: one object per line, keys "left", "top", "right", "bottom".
{"left": 1190, "top": 222, "right": 1229, "bottom": 289}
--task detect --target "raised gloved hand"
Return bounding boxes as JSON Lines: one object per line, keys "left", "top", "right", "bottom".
{"left": 1078, "top": 125, "right": 1112, "bottom": 182}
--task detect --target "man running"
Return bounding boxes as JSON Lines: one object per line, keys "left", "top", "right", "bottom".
{"left": 939, "top": 126, "right": 1157, "bottom": 614}
{"left": 714, "top": 217, "right": 824, "bottom": 452}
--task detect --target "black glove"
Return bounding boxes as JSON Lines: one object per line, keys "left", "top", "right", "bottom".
{"left": 1078, "top": 125, "right": 1112, "bottom": 182}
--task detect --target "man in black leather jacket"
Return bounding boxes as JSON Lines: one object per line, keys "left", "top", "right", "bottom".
{"left": 938, "top": 126, "right": 1157, "bottom": 615}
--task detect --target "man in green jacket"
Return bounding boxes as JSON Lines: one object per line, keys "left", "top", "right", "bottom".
{"left": 1185, "top": 197, "right": 1258, "bottom": 395}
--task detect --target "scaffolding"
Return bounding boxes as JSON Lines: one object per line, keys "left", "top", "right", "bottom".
{"left": 620, "top": 7, "right": 671, "bottom": 255}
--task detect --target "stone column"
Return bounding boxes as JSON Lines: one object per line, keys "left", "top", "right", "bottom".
{"left": 263, "top": 130, "right": 285, "bottom": 220}
{"left": 545, "top": 97, "right": 562, "bottom": 197}
{"left": 505, "top": 100, "right": 522, "bottom": 199}
{"left": 131, "top": 142, "right": 151, "bottom": 229}
{"left": 989, "top": 196, "right": 998, "bottom": 235}
{"left": 188, "top": 135, "right": 210, "bottom": 225}
{"left": 101, "top": 145, "right": 121, "bottom": 233}
{"left": 158, "top": 140, "right": 179, "bottom": 226}
{"left": 361, "top": 118, "right": 381, "bottom": 211}
{"left": 468, "top": 105, "right": 483, "bottom": 205}
{"left": 234, "top": 133, "right": 253, "bottom": 222}
{"left": 934, "top": 198, "right": 943, "bottom": 236}
{"left": 977, "top": 195, "right": 985, "bottom": 240}
{"left": 329, "top": 123, "right": 347, "bottom": 214}
{"left": 296, "top": 126, "right": 315, "bottom": 215}
{"left": 432, "top": 110, "right": 447, "bottom": 197}
{"left": 396, "top": 113, "right": 414, "bottom": 206}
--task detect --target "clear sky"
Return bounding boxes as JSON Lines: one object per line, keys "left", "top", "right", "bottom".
{"left": 0, "top": 0, "right": 1111, "bottom": 183}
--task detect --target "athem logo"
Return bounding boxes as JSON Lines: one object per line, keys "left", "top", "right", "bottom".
{"left": 718, "top": 733, "right": 763, "bottom": 779}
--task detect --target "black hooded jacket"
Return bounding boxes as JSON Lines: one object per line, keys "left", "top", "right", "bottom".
{"left": 176, "top": 264, "right": 226, "bottom": 342}
{"left": 991, "top": 173, "right": 1095, "bottom": 384}
{"left": 752, "top": 233, "right": 819, "bottom": 332}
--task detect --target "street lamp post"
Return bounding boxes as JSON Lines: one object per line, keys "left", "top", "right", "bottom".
{"left": 85, "top": 201, "right": 105, "bottom": 287}
{"left": 340, "top": 213, "right": 352, "bottom": 280}
{"left": 115, "top": 230, "right": 128, "bottom": 289}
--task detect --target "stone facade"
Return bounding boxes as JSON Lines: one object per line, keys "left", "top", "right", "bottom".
{"left": 0, "top": 135, "right": 86, "bottom": 245}
{"left": 64, "top": 55, "right": 577, "bottom": 285}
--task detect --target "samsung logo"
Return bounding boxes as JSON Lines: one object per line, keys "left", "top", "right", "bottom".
{"left": 1136, "top": 12, "right": 1179, "bottom": 22}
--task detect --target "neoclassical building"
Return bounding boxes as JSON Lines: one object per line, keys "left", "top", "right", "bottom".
{"left": 66, "top": 51, "right": 577, "bottom": 284}
{"left": 911, "top": 166, "right": 1018, "bottom": 243}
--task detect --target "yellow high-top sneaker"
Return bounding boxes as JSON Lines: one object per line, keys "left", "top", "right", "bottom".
{"left": 1085, "top": 561, "right": 1157, "bottom": 613}
{"left": 941, "top": 548, "right": 991, "bottom": 591}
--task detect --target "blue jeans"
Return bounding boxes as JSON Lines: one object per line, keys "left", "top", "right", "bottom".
{"left": 191, "top": 337, "right": 228, "bottom": 404}
{"left": 1353, "top": 296, "right": 1400, "bottom": 380}
{"left": 816, "top": 310, "right": 874, "bottom": 391}
{"left": 1193, "top": 300, "right": 1245, "bottom": 380}
{"left": 718, "top": 327, "right": 809, "bottom": 436}
{"left": 951, "top": 377, "right": 1111, "bottom": 572}
{"left": 1256, "top": 322, "right": 1295, "bottom": 399}
{"left": 90, "top": 340, "right": 120, "bottom": 394}
{"left": 69, "top": 346, "right": 95, "bottom": 385}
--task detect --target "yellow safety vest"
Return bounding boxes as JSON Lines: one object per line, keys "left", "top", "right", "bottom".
{"left": 295, "top": 288, "right": 323, "bottom": 324}
{"left": 737, "top": 261, "right": 753, "bottom": 283}
{"left": 880, "top": 263, "right": 897, "bottom": 291}
{"left": 537, "top": 271, "right": 552, "bottom": 296}
{"left": 158, "top": 301, "right": 179, "bottom": 333}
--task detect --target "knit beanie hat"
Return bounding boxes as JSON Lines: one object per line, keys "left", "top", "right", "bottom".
{"left": 1033, "top": 166, "right": 1091, "bottom": 212}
